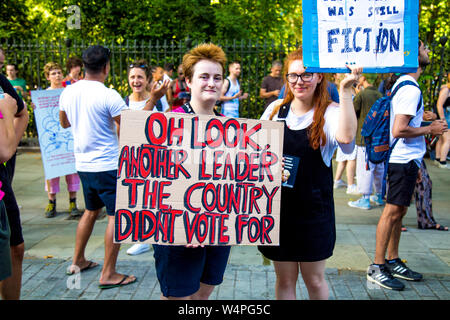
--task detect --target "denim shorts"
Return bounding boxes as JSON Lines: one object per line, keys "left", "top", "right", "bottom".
{"left": 386, "top": 161, "right": 420, "bottom": 207}
{"left": 153, "top": 244, "right": 231, "bottom": 298}
{"left": 77, "top": 170, "right": 117, "bottom": 216}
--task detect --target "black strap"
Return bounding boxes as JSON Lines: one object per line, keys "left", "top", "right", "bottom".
{"left": 181, "top": 102, "right": 221, "bottom": 116}
{"left": 390, "top": 80, "right": 422, "bottom": 113}
{"left": 223, "top": 78, "right": 231, "bottom": 96}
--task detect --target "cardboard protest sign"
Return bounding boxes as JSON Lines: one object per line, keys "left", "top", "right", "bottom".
{"left": 303, "top": 0, "right": 419, "bottom": 73}
{"left": 115, "top": 110, "right": 283, "bottom": 245}
{"left": 31, "top": 89, "right": 77, "bottom": 180}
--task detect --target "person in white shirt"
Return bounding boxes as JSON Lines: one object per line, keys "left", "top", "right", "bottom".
{"left": 367, "top": 41, "right": 448, "bottom": 291}
{"left": 59, "top": 45, "right": 167, "bottom": 289}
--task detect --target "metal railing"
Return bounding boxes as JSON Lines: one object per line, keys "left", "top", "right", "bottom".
{"left": 1, "top": 37, "right": 448, "bottom": 138}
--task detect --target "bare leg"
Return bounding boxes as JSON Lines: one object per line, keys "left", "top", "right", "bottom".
{"left": 191, "top": 283, "right": 216, "bottom": 300}
{"left": 438, "top": 131, "right": 450, "bottom": 162}
{"left": 99, "top": 215, "right": 136, "bottom": 285}
{"left": 69, "top": 209, "right": 100, "bottom": 272}
{"left": 334, "top": 160, "right": 347, "bottom": 182}
{"left": 386, "top": 209, "right": 406, "bottom": 260}
{"left": 273, "top": 261, "right": 299, "bottom": 300}
{"left": 374, "top": 203, "right": 406, "bottom": 264}
{"left": 0, "top": 242, "right": 24, "bottom": 300}
{"left": 299, "top": 260, "right": 329, "bottom": 300}
{"left": 346, "top": 159, "right": 356, "bottom": 186}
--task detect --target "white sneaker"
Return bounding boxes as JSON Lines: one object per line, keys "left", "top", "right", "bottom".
{"left": 438, "top": 163, "right": 450, "bottom": 169}
{"left": 346, "top": 184, "right": 359, "bottom": 195}
{"left": 333, "top": 180, "right": 347, "bottom": 189}
{"left": 126, "top": 243, "right": 150, "bottom": 255}
{"left": 348, "top": 197, "right": 371, "bottom": 210}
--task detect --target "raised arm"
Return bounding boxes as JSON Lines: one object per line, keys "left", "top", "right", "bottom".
{"left": 335, "top": 65, "right": 361, "bottom": 144}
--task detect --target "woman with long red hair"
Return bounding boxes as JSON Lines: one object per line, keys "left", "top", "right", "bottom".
{"left": 258, "top": 48, "right": 361, "bottom": 300}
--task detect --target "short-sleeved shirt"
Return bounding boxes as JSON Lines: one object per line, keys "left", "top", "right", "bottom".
{"left": 260, "top": 99, "right": 355, "bottom": 167}
{"left": 59, "top": 80, "right": 126, "bottom": 172}
{"left": 389, "top": 75, "right": 425, "bottom": 165}
{"left": 327, "top": 82, "right": 340, "bottom": 103}
{"left": 8, "top": 78, "right": 27, "bottom": 99}
{"left": 261, "top": 75, "right": 283, "bottom": 108}
{"left": 353, "top": 86, "right": 382, "bottom": 146}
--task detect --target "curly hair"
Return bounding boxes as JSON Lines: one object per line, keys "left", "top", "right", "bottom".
{"left": 269, "top": 48, "right": 331, "bottom": 150}
{"left": 182, "top": 43, "right": 227, "bottom": 81}
{"left": 43, "top": 62, "right": 63, "bottom": 78}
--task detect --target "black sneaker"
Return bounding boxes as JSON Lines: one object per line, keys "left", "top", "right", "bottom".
{"left": 367, "top": 264, "right": 405, "bottom": 291}
{"left": 386, "top": 258, "right": 423, "bottom": 281}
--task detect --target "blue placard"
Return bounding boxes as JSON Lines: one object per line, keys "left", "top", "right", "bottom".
{"left": 303, "top": 0, "right": 419, "bottom": 73}
{"left": 31, "top": 89, "right": 77, "bottom": 180}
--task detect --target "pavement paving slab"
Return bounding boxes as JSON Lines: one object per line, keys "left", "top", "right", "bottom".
{"left": 8, "top": 151, "right": 450, "bottom": 301}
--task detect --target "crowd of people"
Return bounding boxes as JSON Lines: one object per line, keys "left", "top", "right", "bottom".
{"left": 0, "top": 38, "right": 448, "bottom": 300}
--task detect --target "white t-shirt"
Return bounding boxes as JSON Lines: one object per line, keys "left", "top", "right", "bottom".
{"left": 261, "top": 99, "right": 355, "bottom": 167}
{"left": 59, "top": 80, "right": 126, "bottom": 172}
{"left": 160, "top": 73, "right": 172, "bottom": 112}
{"left": 128, "top": 98, "right": 149, "bottom": 111}
{"left": 389, "top": 75, "right": 425, "bottom": 165}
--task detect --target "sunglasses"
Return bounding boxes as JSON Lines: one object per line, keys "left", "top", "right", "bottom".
{"left": 129, "top": 63, "right": 148, "bottom": 69}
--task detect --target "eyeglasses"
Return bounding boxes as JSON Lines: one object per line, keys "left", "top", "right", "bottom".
{"left": 129, "top": 63, "right": 148, "bottom": 69}
{"left": 286, "top": 72, "right": 314, "bottom": 83}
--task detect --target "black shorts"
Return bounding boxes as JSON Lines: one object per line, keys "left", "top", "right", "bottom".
{"left": 152, "top": 244, "right": 231, "bottom": 298}
{"left": 386, "top": 161, "right": 420, "bottom": 207}
{"left": 78, "top": 170, "right": 117, "bottom": 216}
{"left": 0, "top": 164, "right": 23, "bottom": 247}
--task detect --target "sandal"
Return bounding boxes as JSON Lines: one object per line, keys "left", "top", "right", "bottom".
{"left": 419, "top": 224, "right": 449, "bottom": 231}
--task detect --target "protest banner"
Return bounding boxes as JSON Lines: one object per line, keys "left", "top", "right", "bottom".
{"left": 303, "top": 0, "right": 419, "bottom": 73}
{"left": 31, "top": 89, "right": 77, "bottom": 180}
{"left": 115, "top": 110, "right": 283, "bottom": 245}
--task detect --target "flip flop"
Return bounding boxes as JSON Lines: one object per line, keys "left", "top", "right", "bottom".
{"left": 98, "top": 275, "right": 137, "bottom": 290}
{"left": 66, "top": 261, "right": 99, "bottom": 275}
{"left": 401, "top": 225, "right": 407, "bottom": 232}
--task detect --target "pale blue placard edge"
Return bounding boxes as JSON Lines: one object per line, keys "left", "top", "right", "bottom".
{"left": 302, "top": 0, "right": 419, "bottom": 73}
{"left": 31, "top": 89, "right": 77, "bottom": 180}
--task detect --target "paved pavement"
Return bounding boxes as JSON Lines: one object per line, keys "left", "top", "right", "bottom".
{"left": 11, "top": 151, "right": 450, "bottom": 300}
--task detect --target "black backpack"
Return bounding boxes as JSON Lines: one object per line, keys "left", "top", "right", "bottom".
{"left": 215, "top": 78, "right": 231, "bottom": 109}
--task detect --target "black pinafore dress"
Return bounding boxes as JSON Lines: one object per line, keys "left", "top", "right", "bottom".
{"left": 258, "top": 104, "right": 336, "bottom": 262}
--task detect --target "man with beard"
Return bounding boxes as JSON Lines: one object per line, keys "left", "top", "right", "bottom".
{"left": 366, "top": 41, "right": 448, "bottom": 291}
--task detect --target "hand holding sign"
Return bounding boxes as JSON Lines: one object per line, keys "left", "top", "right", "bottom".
{"left": 339, "top": 64, "right": 363, "bottom": 90}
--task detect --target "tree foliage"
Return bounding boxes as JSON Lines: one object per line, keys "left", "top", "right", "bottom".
{"left": 1, "top": 0, "right": 302, "bottom": 43}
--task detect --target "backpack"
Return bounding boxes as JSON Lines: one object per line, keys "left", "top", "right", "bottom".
{"left": 361, "top": 79, "right": 422, "bottom": 198}
{"left": 215, "top": 78, "right": 231, "bottom": 109}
